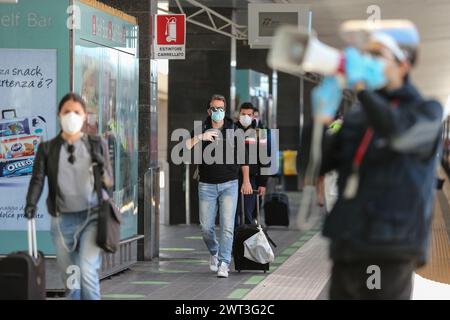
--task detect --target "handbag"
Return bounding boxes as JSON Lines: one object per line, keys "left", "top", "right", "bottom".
{"left": 89, "top": 137, "right": 121, "bottom": 253}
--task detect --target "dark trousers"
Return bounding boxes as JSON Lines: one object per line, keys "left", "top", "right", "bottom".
{"left": 235, "top": 176, "right": 257, "bottom": 227}
{"left": 329, "top": 260, "right": 416, "bottom": 300}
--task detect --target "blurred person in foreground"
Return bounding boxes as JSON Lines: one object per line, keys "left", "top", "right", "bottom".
{"left": 314, "top": 21, "right": 443, "bottom": 299}
{"left": 25, "top": 93, "right": 113, "bottom": 300}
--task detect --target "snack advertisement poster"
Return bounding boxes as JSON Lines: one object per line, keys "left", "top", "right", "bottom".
{"left": 0, "top": 48, "right": 57, "bottom": 231}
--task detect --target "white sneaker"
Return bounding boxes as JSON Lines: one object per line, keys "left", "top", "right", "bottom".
{"left": 209, "top": 254, "right": 219, "bottom": 272}
{"left": 217, "top": 263, "right": 229, "bottom": 278}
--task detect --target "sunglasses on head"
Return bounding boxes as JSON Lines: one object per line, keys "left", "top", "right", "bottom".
{"left": 210, "top": 106, "right": 224, "bottom": 112}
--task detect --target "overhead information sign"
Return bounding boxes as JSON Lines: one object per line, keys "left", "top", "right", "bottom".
{"left": 248, "top": 4, "right": 311, "bottom": 49}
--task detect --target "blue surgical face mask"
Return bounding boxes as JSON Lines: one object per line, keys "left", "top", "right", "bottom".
{"left": 211, "top": 109, "right": 225, "bottom": 122}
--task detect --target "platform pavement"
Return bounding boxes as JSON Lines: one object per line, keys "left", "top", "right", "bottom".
{"left": 82, "top": 177, "right": 450, "bottom": 300}
{"left": 100, "top": 191, "right": 325, "bottom": 300}
{"left": 243, "top": 169, "right": 450, "bottom": 300}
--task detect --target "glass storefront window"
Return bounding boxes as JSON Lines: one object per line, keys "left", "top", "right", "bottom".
{"left": 74, "top": 43, "right": 138, "bottom": 240}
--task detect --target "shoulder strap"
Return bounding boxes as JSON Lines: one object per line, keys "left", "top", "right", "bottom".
{"left": 87, "top": 135, "right": 103, "bottom": 163}
{"left": 87, "top": 135, "right": 103, "bottom": 204}
{"left": 352, "top": 128, "right": 374, "bottom": 169}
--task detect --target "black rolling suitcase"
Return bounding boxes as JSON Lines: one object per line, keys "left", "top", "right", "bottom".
{"left": 233, "top": 192, "right": 275, "bottom": 273}
{"left": 263, "top": 193, "right": 290, "bottom": 227}
{"left": 0, "top": 219, "right": 46, "bottom": 300}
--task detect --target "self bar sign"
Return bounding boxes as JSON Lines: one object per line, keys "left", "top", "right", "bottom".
{"left": 154, "top": 14, "right": 186, "bottom": 60}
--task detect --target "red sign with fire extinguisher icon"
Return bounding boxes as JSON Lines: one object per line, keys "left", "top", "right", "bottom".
{"left": 154, "top": 14, "right": 186, "bottom": 60}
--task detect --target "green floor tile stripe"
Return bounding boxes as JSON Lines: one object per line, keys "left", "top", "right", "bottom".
{"left": 167, "top": 259, "right": 208, "bottom": 264}
{"left": 184, "top": 236, "right": 203, "bottom": 240}
{"left": 290, "top": 225, "right": 322, "bottom": 248}
{"left": 129, "top": 281, "right": 171, "bottom": 285}
{"left": 273, "top": 256, "right": 288, "bottom": 264}
{"left": 299, "top": 232, "right": 316, "bottom": 241}
{"left": 227, "top": 288, "right": 251, "bottom": 299}
{"left": 160, "top": 247, "right": 195, "bottom": 252}
{"left": 244, "top": 275, "right": 265, "bottom": 285}
{"left": 281, "top": 247, "right": 298, "bottom": 256}
{"left": 269, "top": 266, "right": 278, "bottom": 272}
{"left": 102, "top": 294, "right": 145, "bottom": 299}
{"left": 290, "top": 241, "right": 306, "bottom": 247}
{"left": 158, "top": 269, "right": 190, "bottom": 273}
{"left": 192, "top": 251, "right": 211, "bottom": 255}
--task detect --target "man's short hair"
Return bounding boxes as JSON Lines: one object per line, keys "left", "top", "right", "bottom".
{"left": 209, "top": 94, "right": 227, "bottom": 108}
{"left": 240, "top": 102, "right": 254, "bottom": 112}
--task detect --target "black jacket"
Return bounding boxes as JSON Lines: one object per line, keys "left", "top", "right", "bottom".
{"left": 25, "top": 134, "right": 113, "bottom": 217}
{"left": 235, "top": 121, "right": 270, "bottom": 187}
{"left": 191, "top": 116, "right": 244, "bottom": 184}
{"left": 321, "top": 80, "right": 443, "bottom": 266}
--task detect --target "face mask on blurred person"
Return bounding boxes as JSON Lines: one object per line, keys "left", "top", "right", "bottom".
{"left": 211, "top": 109, "right": 225, "bottom": 122}
{"left": 61, "top": 112, "right": 84, "bottom": 135}
{"left": 239, "top": 115, "right": 253, "bottom": 128}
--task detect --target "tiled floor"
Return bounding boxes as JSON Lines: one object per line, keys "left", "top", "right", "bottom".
{"left": 244, "top": 188, "right": 450, "bottom": 300}
{"left": 101, "top": 191, "right": 323, "bottom": 300}
{"left": 244, "top": 231, "right": 330, "bottom": 300}
{"left": 69, "top": 183, "right": 450, "bottom": 300}
{"left": 416, "top": 191, "right": 450, "bottom": 284}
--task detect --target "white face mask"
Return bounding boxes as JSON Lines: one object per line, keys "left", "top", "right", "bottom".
{"left": 239, "top": 115, "right": 253, "bottom": 128}
{"left": 60, "top": 112, "right": 85, "bottom": 135}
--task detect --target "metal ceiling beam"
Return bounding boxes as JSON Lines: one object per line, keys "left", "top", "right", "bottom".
{"left": 159, "top": 0, "right": 248, "bottom": 40}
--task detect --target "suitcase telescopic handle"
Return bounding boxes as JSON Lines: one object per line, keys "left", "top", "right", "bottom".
{"left": 27, "top": 219, "right": 38, "bottom": 259}
{"left": 240, "top": 190, "right": 260, "bottom": 226}
{"left": 1, "top": 109, "right": 17, "bottom": 119}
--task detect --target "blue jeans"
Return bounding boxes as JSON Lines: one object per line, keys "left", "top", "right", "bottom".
{"left": 50, "top": 209, "right": 102, "bottom": 300}
{"left": 199, "top": 179, "right": 238, "bottom": 265}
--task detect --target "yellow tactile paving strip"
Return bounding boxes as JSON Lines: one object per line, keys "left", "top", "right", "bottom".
{"left": 416, "top": 197, "right": 450, "bottom": 284}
